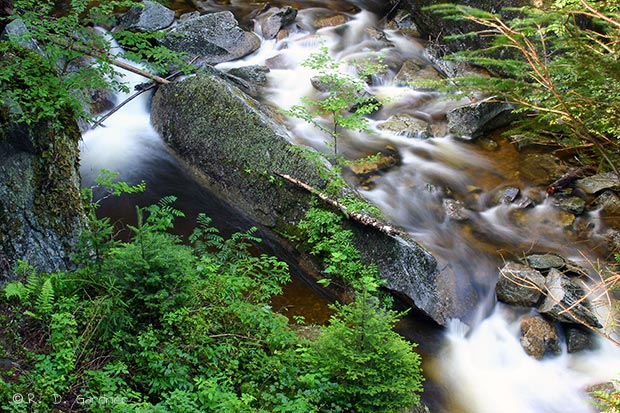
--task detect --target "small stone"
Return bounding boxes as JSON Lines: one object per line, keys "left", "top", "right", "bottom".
{"left": 314, "top": 14, "right": 348, "bottom": 29}
{"left": 257, "top": 6, "right": 298, "bottom": 39}
{"left": 377, "top": 114, "right": 430, "bottom": 138}
{"left": 593, "top": 190, "right": 620, "bottom": 216}
{"left": 349, "top": 153, "right": 399, "bottom": 175}
{"left": 520, "top": 315, "right": 561, "bottom": 359}
{"left": 490, "top": 186, "right": 520, "bottom": 205}
{"left": 575, "top": 172, "right": 620, "bottom": 195}
{"left": 442, "top": 198, "right": 469, "bottom": 221}
{"left": 552, "top": 195, "right": 586, "bottom": 215}
{"left": 538, "top": 269, "right": 602, "bottom": 328}
{"left": 565, "top": 325, "right": 598, "bottom": 353}
{"left": 525, "top": 254, "right": 565, "bottom": 270}
{"left": 496, "top": 262, "right": 545, "bottom": 307}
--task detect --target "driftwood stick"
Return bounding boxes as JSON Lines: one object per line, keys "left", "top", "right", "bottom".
{"left": 91, "top": 56, "right": 199, "bottom": 129}
{"left": 273, "top": 171, "right": 406, "bottom": 238}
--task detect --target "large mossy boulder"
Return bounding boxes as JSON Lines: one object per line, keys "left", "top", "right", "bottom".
{"left": 0, "top": 112, "right": 85, "bottom": 279}
{"left": 151, "top": 74, "right": 462, "bottom": 325}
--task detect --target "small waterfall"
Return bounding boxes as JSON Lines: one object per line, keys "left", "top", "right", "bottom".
{"left": 79, "top": 34, "right": 168, "bottom": 188}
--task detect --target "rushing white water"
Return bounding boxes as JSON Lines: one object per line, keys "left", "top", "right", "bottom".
{"left": 441, "top": 308, "right": 620, "bottom": 413}
{"left": 79, "top": 36, "right": 170, "bottom": 187}
{"left": 79, "top": 7, "right": 620, "bottom": 413}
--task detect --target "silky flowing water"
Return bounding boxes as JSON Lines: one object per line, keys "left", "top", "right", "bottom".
{"left": 80, "top": 3, "right": 620, "bottom": 412}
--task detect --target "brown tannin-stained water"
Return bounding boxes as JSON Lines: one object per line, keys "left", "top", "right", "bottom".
{"left": 80, "top": 4, "right": 620, "bottom": 412}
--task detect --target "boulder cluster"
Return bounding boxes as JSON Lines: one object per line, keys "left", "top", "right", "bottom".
{"left": 495, "top": 255, "right": 602, "bottom": 359}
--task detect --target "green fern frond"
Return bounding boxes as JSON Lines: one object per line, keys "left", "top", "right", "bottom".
{"left": 36, "top": 278, "right": 55, "bottom": 315}
{"left": 4, "top": 281, "right": 28, "bottom": 302}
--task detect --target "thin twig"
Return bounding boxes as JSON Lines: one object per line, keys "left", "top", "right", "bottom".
{"left": 273, "top": 171, "right": 406, "bottom": 238}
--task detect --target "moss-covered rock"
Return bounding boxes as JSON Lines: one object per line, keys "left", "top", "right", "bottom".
{"left": 0, "top": 95, "right": 85, "bottom": 279}
{"left": 151, "top": 74, "right": 463, "bottom": 325}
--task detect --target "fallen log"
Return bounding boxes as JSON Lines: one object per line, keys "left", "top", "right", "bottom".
{"left": 273, "top": 171, "right": 407, "bottom": 238}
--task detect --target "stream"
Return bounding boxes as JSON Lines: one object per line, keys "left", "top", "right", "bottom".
{"left": 79, "top": 2, "right": 620, "bottom": 412}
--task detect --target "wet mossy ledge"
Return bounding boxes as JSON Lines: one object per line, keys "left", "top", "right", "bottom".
{"left": 151, "top": 73, "right": 468, "bottom": 325}
{"left": 0, "top": 105, "right": 85, "bottom": 279}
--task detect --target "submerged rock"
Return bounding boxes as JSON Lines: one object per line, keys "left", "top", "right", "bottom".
{"left": 159, "top": 12, "right": 261, "bottom": 65}
{"left": 519, "top": 153, "right": 568, "bottom": 186}
{"left": 151, "top": 74, "right": 467, "bottom": 325}
{"left": 442, "top": 198, "right": 469, "bottom": 221}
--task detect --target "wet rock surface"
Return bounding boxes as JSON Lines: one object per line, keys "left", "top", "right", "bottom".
{"left": 496, "top": 262, "right": 545, "bottom": 307}
{"left": 447, "top": 102, "right": 518, "bottom": 140}
{"left": 115, "top": 0, "right": 175, "bottom": 33}
{"left": 520, "top": 315, "right": 562, "bottom": 359}
{"left": 575, "top": 172, "right": 620, "bottom": 195}
{"left": 255, "top": 6, "right": 298, "bottom": 39}
{"left": 524, "top": 254, "right": 565, "bottom": 270}
{"left": 538, "top": 268, "right": 602, "bottom": 329}
{"left": 565, "top": 325, "right": 598, "bottom": 353}
{"left": 159, "top": 11, "right": 261, "bottom": 65}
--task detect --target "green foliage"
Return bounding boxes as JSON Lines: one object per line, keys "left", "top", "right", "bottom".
{"left": 0, "top": 0, "right": 189, "bottom": 126}
{"left": 114, "top": 30, "right": 193, "bottom": 74}
{"left": 309, "top": 285, "right": 424, "bottom": 413}
{"left": 0, "top": 178, "right": 425, "bottom": 412}
{"left": 591, "top": 385, "right": 620, "bottom": 413}
{"left": 427, "top": 2, "right": 620, "bottom": 170}
{"left": 285, "top": 45, "right": 385, "bottom": 158}
{"left": 297, "top": 206, "right": 380, "bottom": 290}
